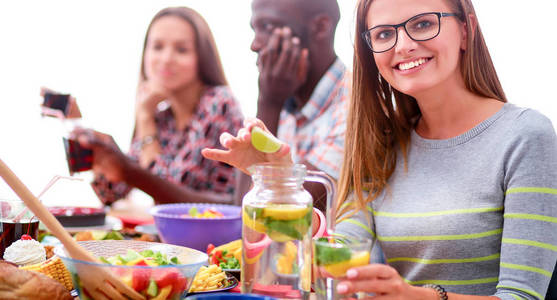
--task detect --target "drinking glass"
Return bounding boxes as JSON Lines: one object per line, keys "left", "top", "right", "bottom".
{"left": 0, "top": 198, "right": 39, "bottom": 257}
{"left": 313, "top": 236, "right": 372, "bottom": 300}
{"left": 63, "top": 137, "right": 93, "bottom": 175}
{"left": 0, "top": 174, "right": 83, "bottom": 257}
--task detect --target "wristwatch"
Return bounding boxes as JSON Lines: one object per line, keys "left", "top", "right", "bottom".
{"left": 423, "top": 284, "right": 448, "bottom": 300}
{"left": 138, "top": 135, "right": 158, "bottom": 149}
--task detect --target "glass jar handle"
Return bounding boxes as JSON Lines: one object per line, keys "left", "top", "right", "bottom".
{"left": 306, "top": 170, "right": 336, "bottom": 234}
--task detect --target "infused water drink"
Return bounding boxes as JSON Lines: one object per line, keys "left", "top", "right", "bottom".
{"left": 313, "top": 236, "right": 372, "bottom": 300}
{"left": 241, "top": 164, "right": 335, "bottom": 300}
{"left": 242, "top": 202, "right": 312, "bottom": 299}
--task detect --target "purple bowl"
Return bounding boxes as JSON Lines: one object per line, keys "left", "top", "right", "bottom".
{"left": 150, "top": 203, "right": 242, "bottom": 251}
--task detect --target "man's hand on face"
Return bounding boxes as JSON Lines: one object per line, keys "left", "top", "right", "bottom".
{"left": 257, "top": 26, "right": 309, "bottom": 110}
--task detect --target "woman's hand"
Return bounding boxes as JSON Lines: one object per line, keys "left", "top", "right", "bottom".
{"left": 201, "top": 118, "right": 292, "bottom": 174}
{"left": 40, "top": 87, "right": 82, "bottom": 119}
{"left": 337, "top": 264, "right": 424, "bottom": 299}
{"left": 72, "top": 128, "right": 132, "bottom": 183}
{"left": 135, "top": 80, "right": 166, "bottom": 167}
{"left": 135, "top": 80, "right": 169, "bottom": 119}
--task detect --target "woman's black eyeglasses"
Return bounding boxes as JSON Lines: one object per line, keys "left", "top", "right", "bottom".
{"left": 361, "top": 12, "right": 460, "bottom": 53}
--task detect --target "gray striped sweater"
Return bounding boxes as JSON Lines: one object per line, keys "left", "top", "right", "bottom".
{"left": 336, "top": 103, "right": 557, "bottom": 299}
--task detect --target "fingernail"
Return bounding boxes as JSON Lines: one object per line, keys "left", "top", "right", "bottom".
{"left": 337, "top": 284, "right": 347, "bottom": 293}
{"left": 292, "top": 37, "right": 300, "bottom": 44}
{"left": 347, "top": 269, "right": 357, "bottom": 278}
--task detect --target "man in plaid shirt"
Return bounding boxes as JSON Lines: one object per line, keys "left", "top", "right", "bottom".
{"left": 236, "top": 0, "right": 349, "bottom": 210}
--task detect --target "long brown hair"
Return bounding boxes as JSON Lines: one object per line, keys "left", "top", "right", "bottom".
{"left": 336, "top": 0, "right": 507, "bottom": 218}
{"left": 139, "top": 6, "right": 227, "bottom": 86}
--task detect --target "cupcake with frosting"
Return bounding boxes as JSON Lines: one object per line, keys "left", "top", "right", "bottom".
{"left": 3, "top": 235, "right": 46, "bottom": 266}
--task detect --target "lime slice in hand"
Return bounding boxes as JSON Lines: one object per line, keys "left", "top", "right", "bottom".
{"left": 251, "top": 127, "right": 282, "bottom": 153}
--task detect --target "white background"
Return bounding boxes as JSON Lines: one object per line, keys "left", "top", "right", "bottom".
{"left": 0, "top": 0, "right": 555, "bottom": 205}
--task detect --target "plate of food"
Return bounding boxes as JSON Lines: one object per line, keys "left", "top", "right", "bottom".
{"left": 188, "top": 265, "right": 239, "bottom": 295}
{"left": 206, "top": 239, "right": 241, "bottom": 280}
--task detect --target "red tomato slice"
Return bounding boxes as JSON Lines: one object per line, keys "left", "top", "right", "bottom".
{"left": 207, "top": 244, "right": 215, "bottom": 255}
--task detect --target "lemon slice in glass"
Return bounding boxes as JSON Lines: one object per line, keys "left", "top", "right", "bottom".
{"left": 323, "top": 251, "right": 370, "bottom": 277}
{"left": 251, "top": 127, "right": 282, "bottom": 153}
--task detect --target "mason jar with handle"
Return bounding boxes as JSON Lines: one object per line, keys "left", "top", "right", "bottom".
{"left": 241, "top": 163, "right": 336, "bottom": 300}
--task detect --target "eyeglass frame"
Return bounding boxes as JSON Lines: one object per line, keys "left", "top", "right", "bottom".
{"left": 361, "top": 12, "right": 461, "bottom": 53}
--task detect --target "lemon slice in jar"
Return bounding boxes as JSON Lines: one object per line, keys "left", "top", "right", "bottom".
{"left": 267, "top": 231, "right": 296, "bottom": 243}
{"left": 242, "top": 210, "right": 267, "bottom": 233}
{"left": 263, "top": 204, "right": 311, "bottom": 220}
{"left": 251, "top": 127, "right": 282, "bottom": 153}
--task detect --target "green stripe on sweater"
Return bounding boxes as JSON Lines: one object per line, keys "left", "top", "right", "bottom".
{"left": 496, "top": 285, "right": 543, "bottom": 299}
{"left": 504, "top": 213, "right": 557, "bottom": 224}
{"left": 388, "top": 253, "right": 500, "bottom": 264}
{"left": 502, "top": 238, "right": 557, "bottom": 252}
{"left": 343, "top": 218, "right": 375, "bottom": 238}
{"left": 506, "top": 187, "right": 557, "bottom": 195}
{"left": 404, "top": 277, "right": 498, "bottom": 285}
{"left": 379, "top": 229, "right": 502, "bottom": 242}
{"left": 373, "top": 206, "right": 503, "bottom": 218}
{"left": 500, "top": 262, "right": 552, "bottom": 278}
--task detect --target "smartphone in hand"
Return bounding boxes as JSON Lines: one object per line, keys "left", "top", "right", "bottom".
{"left": 42, "top": 92, "right": 70, "bottom": 117}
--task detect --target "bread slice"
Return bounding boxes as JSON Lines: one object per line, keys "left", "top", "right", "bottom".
{"left": 0, "top": 261, "right": 72, "bottom": 300}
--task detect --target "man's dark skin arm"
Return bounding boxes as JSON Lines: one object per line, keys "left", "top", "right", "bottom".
{"left": 122, "top": 161, "right": 232, "bottom": 204}
{"left": 75, "top": 128, "right": 232, "bottom": 205}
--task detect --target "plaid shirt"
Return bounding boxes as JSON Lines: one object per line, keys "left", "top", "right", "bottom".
{"left": 92, "top": 85, "right": 244, "bottom": 205}
{"left": 277, "top": 58, "right": 349, "bottom": 180}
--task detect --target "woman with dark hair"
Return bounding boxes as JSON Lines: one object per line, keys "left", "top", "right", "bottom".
{"left": 75, "top": 7, "right": 243, "bottom": 205}
{"left": 203, "top": 0, "right": 557, "bottom": 298}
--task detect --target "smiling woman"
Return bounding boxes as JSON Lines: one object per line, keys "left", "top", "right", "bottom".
{"left": 329, "top": 0, "right": 557, "bottom": 298}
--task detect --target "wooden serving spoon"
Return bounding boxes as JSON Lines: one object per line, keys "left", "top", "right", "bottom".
{"left": 0, "top": 158, "right": 145, "bottom": 300}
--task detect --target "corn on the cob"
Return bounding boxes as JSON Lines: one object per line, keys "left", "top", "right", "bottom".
{"left": 20, "top": 256, "right": 74, "bottom": 291}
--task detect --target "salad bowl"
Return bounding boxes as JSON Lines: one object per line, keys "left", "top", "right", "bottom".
{"left": 54, "top": 240, "right": 208, "bottom": 300}
{"left": 151, "top": 203, "right": 241, "bottom": 251}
